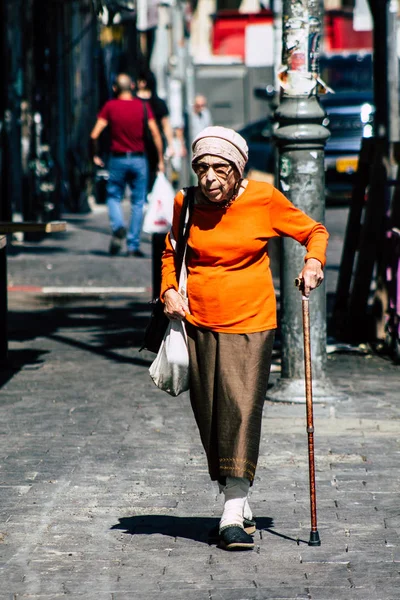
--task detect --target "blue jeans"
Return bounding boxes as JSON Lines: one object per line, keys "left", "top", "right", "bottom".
{"left": 106, "top": 154, "right": 149, "bottom": 251}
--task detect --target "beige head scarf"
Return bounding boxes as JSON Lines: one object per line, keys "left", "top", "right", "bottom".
{"left": 192, "top": 126, "right": 249, "bottom": 176}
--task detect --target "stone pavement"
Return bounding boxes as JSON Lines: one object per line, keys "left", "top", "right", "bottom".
{"left": 1, "top": 203, "right": 400, "bottom": 600}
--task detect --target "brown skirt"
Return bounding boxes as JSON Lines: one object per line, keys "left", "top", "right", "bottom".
{"left": 186, "top": 323, "right": 275, "bottom": 483}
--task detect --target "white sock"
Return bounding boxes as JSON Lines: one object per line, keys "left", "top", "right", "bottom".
{"left": 244, "top": 497, "right": 253, "bottom": 521}
{"left": 218, "top": 480, "right": 253, "bottom": 524}
{"left": 219, "top": 477, "right": 250, "bottom": 530}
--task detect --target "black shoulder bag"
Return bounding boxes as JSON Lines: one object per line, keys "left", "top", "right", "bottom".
{"left": 140, "top": 186, "right": 195, "bottom": 353}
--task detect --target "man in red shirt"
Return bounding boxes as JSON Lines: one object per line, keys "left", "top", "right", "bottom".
{"left": 90, "top": 73, "right": 164, "bottom": 256}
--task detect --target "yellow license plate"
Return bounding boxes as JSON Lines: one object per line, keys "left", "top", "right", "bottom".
{"left": 336, "top": 157, "right": 358, "bottom": 173}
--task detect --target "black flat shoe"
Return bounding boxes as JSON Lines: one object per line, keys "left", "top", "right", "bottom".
{"left": 209, "top": 518, "right": 256, "bottom": 541}
{"left": 219, "top": 525, "right": 255, "bottom": 551}
{"left": 243, "top": 517, "right": 256, "bottom": 535}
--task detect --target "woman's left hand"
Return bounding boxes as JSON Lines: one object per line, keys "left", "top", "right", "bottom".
{"left": 298, "top": 258, "right": 324, "bottom": 297}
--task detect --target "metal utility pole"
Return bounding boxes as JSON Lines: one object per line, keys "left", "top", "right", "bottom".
{"left": 55, "top": 1, "right": 68, "bottom": 214}
{"left": 150, "top": 3, "right": 170, "bottom": 99}
{"left": 1, "top": 0, "right": 23, "bottom": 223}
{"left": 167, "top": 0, "right": 194, "bottom": 187}
{"left": 386, "top": 0, "right": 399, "bottom": 147}
{"left": 273, "top": 0, "right": 283, "bottom": 93}
{"left": 267, "top": 0, "right": 341, "bottom": 402}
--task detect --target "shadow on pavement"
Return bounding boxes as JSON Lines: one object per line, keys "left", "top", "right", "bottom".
{"left": 88, "top": 249, "right": 115, "bottom": 257}
{"left": 111, "top": 515, "right": 277, "bottom": 546}
{"left": 64, "top": 222, "right": 110, "bottom": 236}
{"left": 0, "top": 348, "right": 49, "bottom": 387}
{"left": 7, "top": 245, "right": 69, "bottom": 256}
{"left": 264, "top": 527, "right": 308, "bottom": 545}
{"left": 4, "top": 300, "right": 154, "bottom": 389}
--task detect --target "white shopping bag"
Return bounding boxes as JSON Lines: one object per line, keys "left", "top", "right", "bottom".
{"left": 149, "top": 234, "right": 190, "bottom": 397}
{"left": 143, "top": 172, "right": 175, "bottom": 234}
{"left": 149, "top": 319, "right": 189, "bottom": 396}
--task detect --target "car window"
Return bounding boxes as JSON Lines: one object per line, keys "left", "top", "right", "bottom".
{"left": 327, "top": 115, "right": 363, "bottom": 138}
{"left": 320, "top": 54, "right": 373, "bottom": 93}
{"left": 323, "top": 99, "right": 375, "bottom": 139}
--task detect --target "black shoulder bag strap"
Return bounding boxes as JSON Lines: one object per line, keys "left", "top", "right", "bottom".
{"left": 175, "top": 186, "right": 195, "bottom": 281}
{"left": 140, "top": 186, "right": 195, "bottom": 353}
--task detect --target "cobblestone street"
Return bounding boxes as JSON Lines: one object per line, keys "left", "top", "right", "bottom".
{"left": 1, "top": 204, "right": 399, "bottom": 599}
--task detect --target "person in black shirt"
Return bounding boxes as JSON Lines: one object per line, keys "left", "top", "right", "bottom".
{"left": 136, "top": 70, "right": 175, "bottom": 298}
{"left": 136, "top": 71, "right": 174, "bottom": 192}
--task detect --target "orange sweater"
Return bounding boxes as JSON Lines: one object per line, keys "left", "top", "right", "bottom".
{"left": 161, "top": 180, "right": 329, "bottom": 333}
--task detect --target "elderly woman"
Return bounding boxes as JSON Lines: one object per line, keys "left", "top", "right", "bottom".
{"left": 160, "top": 126, "right": 329, "bottom": 551}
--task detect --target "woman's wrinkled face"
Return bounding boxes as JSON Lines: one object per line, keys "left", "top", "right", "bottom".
{"left": 192, "top": 155, "right": 239, "bottom": 203}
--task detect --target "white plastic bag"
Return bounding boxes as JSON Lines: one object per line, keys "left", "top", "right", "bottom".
{"left": 149, "top": 319, "right": 189, "bottom": 396}
{"left": 149, "top": 225, "right": 190, "bottom": 396}
{"left": 143, "top": 173, "right": 175, "bottom": 234}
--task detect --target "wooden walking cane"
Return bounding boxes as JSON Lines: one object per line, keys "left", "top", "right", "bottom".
{"left": 295, "top": 277, "right": 321, "bottom": 547}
